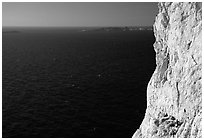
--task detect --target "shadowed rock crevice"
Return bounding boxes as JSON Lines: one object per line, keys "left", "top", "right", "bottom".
{"left": 152, "top": 113, "right": 183, "bottom": 137}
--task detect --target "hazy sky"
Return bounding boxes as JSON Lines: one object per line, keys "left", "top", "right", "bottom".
{"left": 3, "top": 2, "right": 158, "bottom": 27}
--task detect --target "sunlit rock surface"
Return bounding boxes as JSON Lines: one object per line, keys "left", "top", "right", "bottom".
{"left": 133, "top": 2, "right": 202, "bottom": 138}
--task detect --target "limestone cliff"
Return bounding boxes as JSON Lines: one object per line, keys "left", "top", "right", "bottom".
{"left": 133, "top": 2, "right": 202, "bottom": 138}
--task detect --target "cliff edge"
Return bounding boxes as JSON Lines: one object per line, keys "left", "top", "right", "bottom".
{"left": 133, "top": 2, "right": 202, "bottom": 138}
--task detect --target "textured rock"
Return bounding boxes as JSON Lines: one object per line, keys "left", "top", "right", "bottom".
{"left": 133, "top": 2, "right": 202, "bottom": 138}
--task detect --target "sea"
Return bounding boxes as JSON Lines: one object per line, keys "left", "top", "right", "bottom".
{"left": 2, "top": 27, "right": 156, "bottom": 138}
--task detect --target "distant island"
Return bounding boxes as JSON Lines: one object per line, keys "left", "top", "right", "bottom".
{"left": 2, "top": 30, "right": 21, "bottom": 34}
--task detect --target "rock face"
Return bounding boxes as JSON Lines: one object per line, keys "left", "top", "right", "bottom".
{"left": 133, "top": 2, "right": 202, "bottom": 138}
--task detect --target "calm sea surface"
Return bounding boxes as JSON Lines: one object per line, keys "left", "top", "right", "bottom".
{"left": 2, "top": 27, "right": 155, "bottom": 138}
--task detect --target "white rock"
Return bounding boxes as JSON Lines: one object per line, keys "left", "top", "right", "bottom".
{"left": 133, "top": 2, "right": 202, "bottom": 138}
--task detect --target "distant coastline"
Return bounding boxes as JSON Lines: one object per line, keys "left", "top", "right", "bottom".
{"left": 2, "top": 26, "right": 153, "bottom": 34}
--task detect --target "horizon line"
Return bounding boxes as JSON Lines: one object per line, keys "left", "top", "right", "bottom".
{"left": 2, "top": 25, "right": 153, "bottom": 28}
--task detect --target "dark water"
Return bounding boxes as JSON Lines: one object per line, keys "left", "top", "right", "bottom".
{"left": 2, "top": 27, "right": 156, "bottom": 138}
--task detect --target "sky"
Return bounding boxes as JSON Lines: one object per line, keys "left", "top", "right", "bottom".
{"left": 2, "top": 2, "right": 158, "bottom": 27}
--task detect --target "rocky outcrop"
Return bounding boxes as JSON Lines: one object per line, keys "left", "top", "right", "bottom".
{"left": 133, "top": 2, "right": 202, "bottom": 138}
